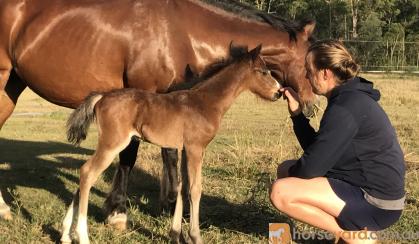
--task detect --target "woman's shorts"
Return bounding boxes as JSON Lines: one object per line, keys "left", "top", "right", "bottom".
{"left": 327, "top": 177, "right": 402, "bottom": 231}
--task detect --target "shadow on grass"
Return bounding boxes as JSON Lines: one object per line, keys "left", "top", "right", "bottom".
{"left": 42, "top": 224, "right": 61, "bottom": 243}
{"left": 0, "top": 138, "right": 333, "bottom": 242}
{"left": 0, "top": 138, "right": 107, "bottom": 222}
{"left": 122, "top": 162, "right": 295, "bottom": 240}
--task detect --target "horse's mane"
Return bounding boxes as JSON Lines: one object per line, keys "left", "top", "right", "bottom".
{"left": 199, "top": 0, "right": 313, "bottom": 41}
{"left": 167, "top": 45, "right": 249, "bottom": 92}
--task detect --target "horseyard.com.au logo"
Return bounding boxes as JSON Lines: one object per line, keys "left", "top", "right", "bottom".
{"left": 269, "top": 223, "right": 292, "bottom": 244}
{"left": 269, "top": 223, "right": 419, "bottom": 243}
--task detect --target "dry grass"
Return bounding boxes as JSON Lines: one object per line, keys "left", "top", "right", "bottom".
{"left": 0, "top": 73, "right": 418, "bottom": 243}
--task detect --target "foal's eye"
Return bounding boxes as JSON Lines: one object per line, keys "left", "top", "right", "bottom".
{"left": 255, "top": 68, "right": 271, "bottom": 76}
{"left": 263, "top": 70, "right": 271, "bottom": 76}
{"left": 260, "top": 70, "right": 270, "bottom": 75}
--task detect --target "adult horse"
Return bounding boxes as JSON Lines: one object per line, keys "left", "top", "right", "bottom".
{"left": 0, "top": 0, "right": 316, "bottom": 227}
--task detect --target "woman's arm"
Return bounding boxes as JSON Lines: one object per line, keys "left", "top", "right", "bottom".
{"left": 281, "top": 87, "right": 316, "bottom": 150}
{"left": 288, "top": 104, "right": 359, "bottom": 178}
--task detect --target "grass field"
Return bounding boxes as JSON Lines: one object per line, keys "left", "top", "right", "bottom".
{"left": 0, "top": 74, "right": 418, "bottom": 243}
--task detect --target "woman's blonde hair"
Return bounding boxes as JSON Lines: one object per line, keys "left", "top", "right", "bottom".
{"left": 307, "top": 40, "right": 360, "bottom": 83}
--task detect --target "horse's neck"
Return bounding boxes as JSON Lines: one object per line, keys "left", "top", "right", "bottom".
{"left": 194, "top": 63, "right": 249, "bottom": 115}
{"left": 182, "top": 0, "right": 286, "bottom": 59}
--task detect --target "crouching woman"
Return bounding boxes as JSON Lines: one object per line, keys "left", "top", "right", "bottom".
{"left": 270, "top": 40, "right": 405, "bottom": 244}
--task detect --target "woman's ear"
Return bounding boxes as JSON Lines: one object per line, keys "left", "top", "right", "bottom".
{"left": 324, "top": 69, "right": 339, "bottom": 85}
{"left": 324, "top": 69, "right": 332, "bottom": 80}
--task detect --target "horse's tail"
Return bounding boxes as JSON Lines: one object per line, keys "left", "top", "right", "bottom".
{"left": 67, "top": 93, "right": 103, "bottom": 145}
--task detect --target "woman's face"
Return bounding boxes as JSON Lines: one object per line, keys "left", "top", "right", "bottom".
{"left": 304, "top": 53, "right": 330, "bottom": 96}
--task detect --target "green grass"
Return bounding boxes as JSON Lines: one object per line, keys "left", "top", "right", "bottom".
{"left": 0, "top": 74, "right": 418, "bottom": 243}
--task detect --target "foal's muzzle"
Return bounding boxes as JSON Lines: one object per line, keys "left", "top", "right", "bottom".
{"left": 272, "top": 91, "right": 282, "bottom": 101}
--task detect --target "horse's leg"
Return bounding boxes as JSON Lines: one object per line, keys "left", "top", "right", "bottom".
{"left": 184, "top": 145, "right": 204, "bottom": 244}
{"left": 75, "top": 137, "right": 131, "bottom": 244}
{"left": 0, "top": 68, "right": 26, "bottom": 220}
{"left": 160, "top": 147, "right": 179, "bottom": 213}
{"left": 60, "top": 189, "right": 79, "bottom": 244}
{"left": 103, "top": 138, "right": 140, "bottom": 230}
{"left": 181, "top": 148, "right": 190, "bottom": 216}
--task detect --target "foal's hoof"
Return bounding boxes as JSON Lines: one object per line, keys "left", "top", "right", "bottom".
{"left": 106, "top": 212, "right": 127, "bottom": 231}
{"left": 0, "top": 203, "right": 12, "bottom": 220}
{"left": 60, "top": 237, "right": 72, "bottom": 244}
{"left": 189, "top": 235, "right": 203, "bottom": 244}
{"left": 169, "top": 230, "right": 181, "bottom": 244}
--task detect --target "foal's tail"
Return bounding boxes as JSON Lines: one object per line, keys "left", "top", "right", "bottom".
{"left": 67, "top": 93, "right": 103, "bottom": 146}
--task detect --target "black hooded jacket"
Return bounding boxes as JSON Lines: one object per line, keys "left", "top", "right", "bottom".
{"left": 288, "top": 77, "right": 405, "bottom": 200}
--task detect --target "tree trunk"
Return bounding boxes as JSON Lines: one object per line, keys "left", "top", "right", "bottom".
{"left": 254, "top": 0, "right": 265, "bottom": 10}
{"left": 349, "top": 0, "right": 358, "bottom": 39}
{"left": 401, "top": 35, "right": 405, "bottom": 70}
{"left": 267, "top": 0, "right": 272, "bottom": 13}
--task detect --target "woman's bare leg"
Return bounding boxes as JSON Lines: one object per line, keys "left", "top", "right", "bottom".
{"left": 270, "top": 176, "right": 345, "bottom": 233}
{"left": 272, "top": 161, "right": 377, "bottom": 243}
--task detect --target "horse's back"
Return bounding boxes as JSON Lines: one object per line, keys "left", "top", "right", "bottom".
{"left": 1, "top": 0, "right": 170, "bottom": 107}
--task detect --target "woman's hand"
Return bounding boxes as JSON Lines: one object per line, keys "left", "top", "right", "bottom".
{"left": 280, "top": 87, "right": 302, "bottom": 116}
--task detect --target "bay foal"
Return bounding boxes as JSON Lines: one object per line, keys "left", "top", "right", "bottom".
{"left": 61, "top": 45, "right": 281, "bottom": 244}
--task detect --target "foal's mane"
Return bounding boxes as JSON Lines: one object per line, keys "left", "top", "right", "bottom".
{"left": 199, "top": 0, "right": 313, "bottom": 41}
{"left": 167, "top": 45, "right": 250, "bottom": 92}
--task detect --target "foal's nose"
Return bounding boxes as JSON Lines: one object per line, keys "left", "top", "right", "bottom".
{"left": 272, "top": 91, "right": 282, "bottom": 101}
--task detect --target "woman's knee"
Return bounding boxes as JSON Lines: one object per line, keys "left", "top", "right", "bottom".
{"left": 270, "top": 178, "right": 294, "bottom": 210}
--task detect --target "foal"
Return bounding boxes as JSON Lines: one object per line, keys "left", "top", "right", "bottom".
{"left": 61, "top": 45, "right": 281, "bottom": 244}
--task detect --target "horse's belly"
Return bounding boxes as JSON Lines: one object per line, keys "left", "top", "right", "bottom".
{"left": 15, "top": 51, "right": 124, "bottom": 108}
{"left": 17, "top": 67, "right": 122, "bottom": 108}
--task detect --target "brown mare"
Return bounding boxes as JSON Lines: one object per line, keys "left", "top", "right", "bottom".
{"left": 0, "top": 0, "right": 316, "bottom": 226}
{"left": 61, "top": 45, "right": 280, "bottom": 244}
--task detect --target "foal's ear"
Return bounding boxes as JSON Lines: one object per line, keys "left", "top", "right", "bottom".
{"left": 249, "top": 44, "right": 262, "bottom": 61}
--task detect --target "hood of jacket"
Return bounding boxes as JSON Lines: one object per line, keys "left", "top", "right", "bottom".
{"left": 329, "top": 76, "right": 381, "bottom": 101}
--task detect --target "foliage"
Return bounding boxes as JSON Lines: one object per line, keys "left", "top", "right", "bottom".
{"left": 240, "top": 0, "right": 419, "bottom": 71}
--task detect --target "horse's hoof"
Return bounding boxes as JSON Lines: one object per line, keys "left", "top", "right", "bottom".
{"left": 159, "top": 200, "right": 169, "bottom": 214}
{"left": 159, "top": 198, "right": 178, "bottom": 215}
{"left": 106, "top": 212, "right": 127, "bottom": 231}
{"left": 168, "top": 200, "right": 176, "bottom": 215}
{"left": 0, "top": 203, "right": 12, "bottom": 220}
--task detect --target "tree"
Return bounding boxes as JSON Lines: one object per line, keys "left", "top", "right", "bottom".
{"left": 348, "top": 0, "right": 359, "bottom": 39}
{"left": 357, "top": 12, "right": 385, "bottom": 68}
{"left": 241, "top": 0, "right": 418, "bottom": 71}
{"left": 384, "top": 23, "right": 406, "bottom": 69}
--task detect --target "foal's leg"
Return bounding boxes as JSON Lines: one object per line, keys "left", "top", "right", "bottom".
{"left": 104, "top": 138, "right": 140, "bottom": 230}
{"left": 169, "top": 179, "right": 183, "bottom": 244}
{"left": 61, "top": 190, "right": 79, "bottom": 244}
{"left": 169, "top": 148, "right": 188, "bottom": 243}
{"left": 160, "top": 147, "right": 179, "bottom": 213}
{"left": 0, "top": 192, "right": 12, "bottom": 220}
{"left": 184, "top": 145, "right": 204, "bottom": 244}
{"left": 75, "top": 137, "right": 132, "bottom": 244}
{"left": 0, "top": 69, "right": 26, "bottom": 220}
